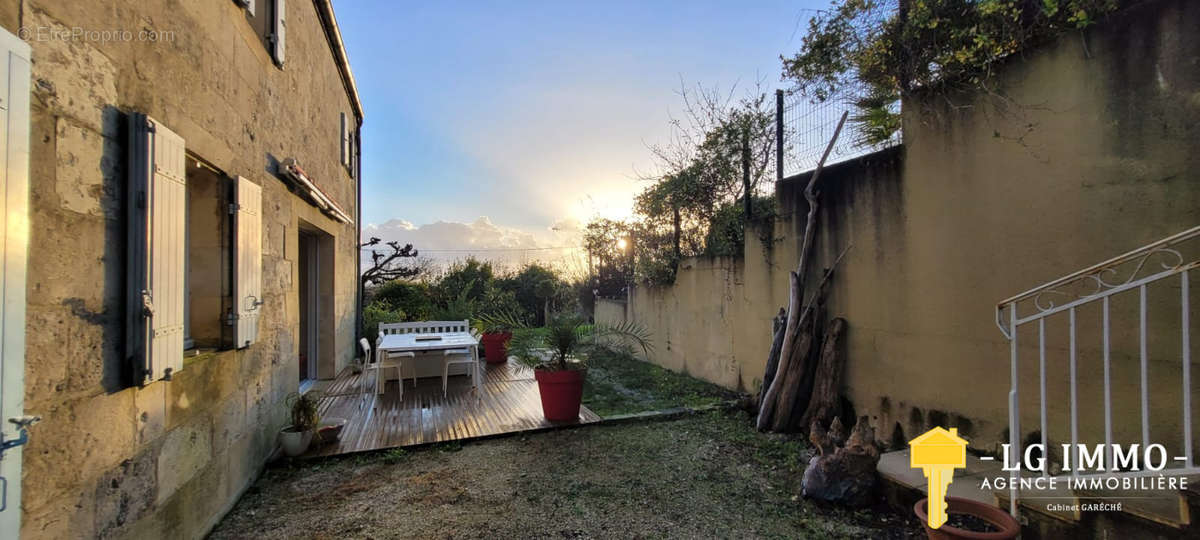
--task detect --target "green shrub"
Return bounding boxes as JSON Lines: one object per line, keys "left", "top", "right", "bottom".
{"left": 364, "top": 303, "right": 404, "bottom": 343}
{"left": 370, "top": 280, "right": 434, "bottom": 320}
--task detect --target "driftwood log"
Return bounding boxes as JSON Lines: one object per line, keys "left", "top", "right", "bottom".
{"left": 755, "top": 111, "right": 849, "bottom": 432}
{"left": 757, "top": 245, "right": 850, "bottom": 432}
{"left": 783, "top": 303, "right": 823, "bottom": 432}
{"left": 769, "top": 314, "right": 816, "bottom": 432}
{"left": 801, "top": 415, "right": 880, "bottom": 507}
{"left": 800, "top": 317, "right": 847, "bottom": 429}
{"left": 756, "top": 308, "right": 787, "bottom": 408}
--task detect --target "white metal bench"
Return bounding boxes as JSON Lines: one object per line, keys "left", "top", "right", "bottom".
{"left": 379, "top": 320, "right": 470, "bottom": 335}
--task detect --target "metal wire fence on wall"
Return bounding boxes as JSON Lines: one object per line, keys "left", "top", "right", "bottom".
{"left": 777, "top": 82, "right": 901, "bottom": 178}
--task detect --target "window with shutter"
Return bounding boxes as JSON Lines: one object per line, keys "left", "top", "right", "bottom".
{"left": 184, "top": 160, "right": 230, "bottom": 350}
{"left": 272, "top": 0, "right": 286, "bottom": 66}
{"left": 127, "top": 114, "right": 187, "bottom": 383}
{"left": 233, "top": 176, "right": 263, "bottom": 348}
{"left": 236, "top": 0, "right": 282, "bottom": 64}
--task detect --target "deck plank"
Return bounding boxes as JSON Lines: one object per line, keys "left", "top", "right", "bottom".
{"left": 304, "top": 358, "right": 599, "bottom": 458}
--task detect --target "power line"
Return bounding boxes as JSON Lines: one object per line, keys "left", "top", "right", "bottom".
{"left": 359, "top": 245, "right": 583, "bottom": 253}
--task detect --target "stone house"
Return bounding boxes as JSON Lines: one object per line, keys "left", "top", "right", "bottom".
{"left": 0, "top": 1, "right": 363, "bottom": 537}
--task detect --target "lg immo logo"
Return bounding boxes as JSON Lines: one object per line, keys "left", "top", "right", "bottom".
{"left": 909, "top": 427, "right": 1193, "bottom": 528}
{"left": 981, "top": 442, "right": 1191, "bottom": 492}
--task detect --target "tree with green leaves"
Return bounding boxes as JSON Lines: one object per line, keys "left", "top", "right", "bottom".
{"left": 782, "top": 0, "right": 1123, "bottom": 144}
{"left": 587, "top": 82, "right": 779, "bottom": 286}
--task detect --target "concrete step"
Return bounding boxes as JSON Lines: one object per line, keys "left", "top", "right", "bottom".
{"left": 992, "top": 473, "right": 1083, "bottom": 523}
{"left": 1071, "top": 473, "right": 1198, "bottom": 528}
{"left": 878, "top": 448, "right": 1008, "bottom": 507}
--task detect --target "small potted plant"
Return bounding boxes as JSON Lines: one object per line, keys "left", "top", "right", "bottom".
{"left": 474, "top": 310, "right": 526, "bottom": 364}
{"left": 279, "top": 392, "right": 320, "bottom": 457}
{"left": 506, "top": 314, "right": 651, "bottom": 421}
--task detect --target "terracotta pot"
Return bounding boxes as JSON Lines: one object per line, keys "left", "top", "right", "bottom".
{"left": 913, "top": 497, "right": 1020, "bottom": 540}
{"left": 481, "top": 332, "right": 512, "bottom": 364}
{"left": 316, "top": 417, "right": 348, "bottom": 445}
{"left": 279, "top": 427, "right": 313, "bottom": 457}
{"left": 533, "top": 368, "right": 586, "bottom": 421}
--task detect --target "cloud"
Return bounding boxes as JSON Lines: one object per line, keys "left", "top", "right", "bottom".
{"left": 362, "top": 216, "right": 588, "bottom": 277}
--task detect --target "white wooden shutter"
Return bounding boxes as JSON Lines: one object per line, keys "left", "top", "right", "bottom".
{"left": 340, "top": 112, "right": 349, "bottom": 168}
{"left": 242, "top": 0, "right": 256, "bottom": 17}
{"left": 127, "top": 114, "right": 186, "bottom": 383}
{"left": 272, "top": 0, "right": 286, "bottom": 66}
{"left": 233, "top": 176, "right": 262, "bottom": 348}
{"left": 0, "top": 27, "right": 31, "bottom": 538}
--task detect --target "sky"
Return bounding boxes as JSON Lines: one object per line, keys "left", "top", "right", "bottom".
{"left": 337, "top": 1, "right": 822, "bottom": 275}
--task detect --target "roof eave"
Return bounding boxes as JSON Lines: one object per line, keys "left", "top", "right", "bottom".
{"left": 313, "top": 0, "right": 364, "bottom": 122}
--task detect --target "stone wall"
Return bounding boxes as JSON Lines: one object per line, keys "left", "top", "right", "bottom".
{"left": 5, "top": 0, "right": 361, "bottom": 538}
{"left": 600, "top": 0, "right": 1199, "bottom": 452}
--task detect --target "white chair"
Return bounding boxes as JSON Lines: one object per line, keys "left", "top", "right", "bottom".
{"left": 358, "top": 338, "right": 371, "bottom": 410}
{"left": 441, "top": 348, "right": 477, "bottom": 397}
{"left": 365, "top": 336, "right": 415, "bottom": 400}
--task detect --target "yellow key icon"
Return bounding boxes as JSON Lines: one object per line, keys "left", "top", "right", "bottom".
{"left": 909, "top": 427, "right": 968, "bottom": 529}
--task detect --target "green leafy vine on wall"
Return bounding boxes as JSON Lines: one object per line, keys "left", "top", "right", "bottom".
{"left": 782, "top": 0, "right": 1124, "bottom": 143}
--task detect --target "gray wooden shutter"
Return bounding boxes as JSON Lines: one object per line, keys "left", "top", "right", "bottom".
{"left": 0, "top": 26, "right": 31, "bottom": 538}
{"left": 272, "top": 0, "right": 286, "bottom": 66}
{"left": 127, "top": 114, "right": 186, "bottom": 383}
{"left": 233, "top": 176, "right": 262, "bottom": 348}
{"left": 349, "top": 128, "right": 358, "bottom": 178}
{"left": 340, "top": 112, "right": 350, "bottom": 168}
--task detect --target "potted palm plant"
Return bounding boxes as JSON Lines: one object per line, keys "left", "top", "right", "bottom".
{"left": 474, "top": 310, "right": 526, "bottom": 364}
{"left": 506, "top": 314, "right": 651, "bottom": 421}
{"left": 279, "top": 392, "right": 320, "bottom": 457}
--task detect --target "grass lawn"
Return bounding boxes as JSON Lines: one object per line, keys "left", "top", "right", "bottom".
{"left": 211, "top": 410, "right": 921, "bottom": 539}
{"left": 581, "top": 349, "right": 741, "bottom": 417}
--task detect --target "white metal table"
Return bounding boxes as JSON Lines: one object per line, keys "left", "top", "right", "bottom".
{"left": 376, "top": 332, "right": 481, "bottom": 394}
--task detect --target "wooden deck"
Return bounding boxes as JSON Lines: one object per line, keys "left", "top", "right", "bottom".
{"left": 304, "top": 358, "right": 601, "bottom": 457}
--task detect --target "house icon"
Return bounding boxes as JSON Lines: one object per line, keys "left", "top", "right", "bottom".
{"left": 909, "top": 427, "right": 968, "bottom": 468}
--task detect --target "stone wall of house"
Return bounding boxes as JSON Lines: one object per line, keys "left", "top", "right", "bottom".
{"left": 4, "top": 0, "right": 361, "bottom": 538}
{"left": 599, "top": 0, "right": 1199, "bottom": 452}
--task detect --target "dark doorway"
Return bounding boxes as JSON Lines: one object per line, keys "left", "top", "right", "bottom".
{"left": 298, "top": 225, "right": 335, "bottom": 388}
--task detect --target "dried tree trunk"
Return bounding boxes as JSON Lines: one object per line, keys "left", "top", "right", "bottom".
{"left": 802, "top": 415, "right": 880, "bottom": 508}
{"left": 756, "top": 308, "right": 787, "bottom": 407}
{"left": 800, "top": 317, "right": 847, "bottom": 429}
{"left": 785, "top": 302, "right": 827, "bottom": 432}
{"left": 769, "top": 315, "right": 816, "bottom": 432}
{"left": 756, "top": 112, "right": 848, "bottom": 431}
{"left": 757, "top": 271, "right": 803, "bottom": 429}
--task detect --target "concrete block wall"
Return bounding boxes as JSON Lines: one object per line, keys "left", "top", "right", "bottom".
{"left": 3, "top": 0, "right": 361, "bottom": 537}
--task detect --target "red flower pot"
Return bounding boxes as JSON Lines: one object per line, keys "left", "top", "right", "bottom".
{"left": 480, "top": 332, "right": 512, "bottom": 364}
{"left": 533, "top": 368, "right": 586, "bottom": 421}
{"left": 913, "top": 497, "right": 1020, "bottom": 540}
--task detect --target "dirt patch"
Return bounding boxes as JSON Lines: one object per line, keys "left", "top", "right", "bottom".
{"left": 211, "top": 411, "right": 923, "bottom": 539}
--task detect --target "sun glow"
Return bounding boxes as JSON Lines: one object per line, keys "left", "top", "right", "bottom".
{"left": 616, "top": 238, "right": 628, "bottom": 250}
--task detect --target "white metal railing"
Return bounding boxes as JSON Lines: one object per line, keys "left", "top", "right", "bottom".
{"left": 996, "top": 225, "right": 1200, "bottom": 517}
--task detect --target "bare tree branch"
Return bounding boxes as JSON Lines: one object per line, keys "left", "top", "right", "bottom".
{"left": 360, "top": 237, "right": 422, "bottom": 288}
